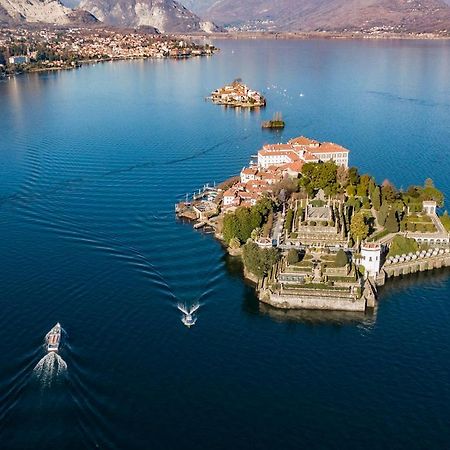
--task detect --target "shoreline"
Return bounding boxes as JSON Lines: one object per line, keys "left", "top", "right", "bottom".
{"left": 1, "top": 52, "right": 217, "bottom": 80}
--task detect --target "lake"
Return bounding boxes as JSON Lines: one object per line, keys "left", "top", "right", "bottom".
{"left": 0, "top": 38, "right": 449, "bottom": 449}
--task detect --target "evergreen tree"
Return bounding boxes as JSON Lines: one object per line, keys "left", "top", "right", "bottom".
{"left": 223, "top": 214, "right": 240, "bottom": 243}
{"left": 242, "top": 242, "right": 280, "bottom": 278}
{"left": 377, "top": 202, "right": 390, "bottom": 226}
{"left": 348, "top": 167, "right": 359, "bottom": 186}
{"left": 285, "top": 209, "right": 294, "bottom": 233}
{"left": 385, "top": 210, "right": 399, "bottom": 233}
{"left": 287, "top": 249, "right": 299, "bottom": 265}
{"left": 350, "top": 212, "right": 369, "bottom": 242}
{"left": 335, "top": 249, "right": 348, "bottom": 267}
{"left": 381, "top": 181, "right": 396, "bottom": 203}
{"left": 371, "top": 186, "right": 381, "bottom": 211}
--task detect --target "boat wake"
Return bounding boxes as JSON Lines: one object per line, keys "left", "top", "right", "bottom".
{"left": 33, "top": 352, "right": 67, "bottom": 388}
{"left": 177, "top": 302, "right": 200, "bottom": 328}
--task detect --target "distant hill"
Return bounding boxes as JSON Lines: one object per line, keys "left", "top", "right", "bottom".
{"left": 190, "top": 0, "right": 450, "bottom": 33}
{"left": 0, "top": 0, "right": 98, "bottom": 25}
{"left": 78, "top": 0, "right": 220, "bottom": 32}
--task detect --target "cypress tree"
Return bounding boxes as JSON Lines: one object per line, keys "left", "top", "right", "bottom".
{"left": 287, "top": 249, "right": 299, "bottom": 265}
{"left": 371, "top": 186, "right": 381, "bottom": 211}
{"left": 385, "top": 210, "right": 399, "bottom": 233}
{"left": 377, "top": 202, "right": 389, "bottom": 226}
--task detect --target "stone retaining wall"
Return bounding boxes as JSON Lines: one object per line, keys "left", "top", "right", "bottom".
{"left": 260, "top": 290, "right": 366, "bottom": 312}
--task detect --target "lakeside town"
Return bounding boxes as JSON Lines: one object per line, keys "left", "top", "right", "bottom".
{"left": 176, "top": 135, "right": 450, "bottom": 313}
{"left": 0, "top": 27, "right": 217, "bottom": 78}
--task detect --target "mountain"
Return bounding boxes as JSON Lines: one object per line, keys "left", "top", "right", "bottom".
{"left": 0, "top": 0, "right": 98, "bottom": 25}
{"left": 193, "top": 0, "right": 450, "bottom": 33}
{"left": 78, "top": 0, "right": 219, "bottom": 32}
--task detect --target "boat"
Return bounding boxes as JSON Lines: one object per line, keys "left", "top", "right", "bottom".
{"left": 46, "top": 323, "right": 62, "bottom": 352}
{"left": 177, "top": 303, "right": 200, "bottom": 328}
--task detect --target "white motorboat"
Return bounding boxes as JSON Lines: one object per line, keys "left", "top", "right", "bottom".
{"left": 177, "top": 303, "right": 200, "bottom": 328}
{"left": 46, "top": 323, "right": 62, "bottom": 352}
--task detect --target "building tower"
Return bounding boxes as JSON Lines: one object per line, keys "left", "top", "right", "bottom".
{"left": 360, "top": 243, "right": 382, "bottom": 278}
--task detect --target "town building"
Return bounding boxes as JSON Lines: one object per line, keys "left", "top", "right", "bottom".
{"left": 8, "top": 55, "right": 29, "bottom": 64}
{"left": 257, "top": 136, "right": 349, "bottom": 170}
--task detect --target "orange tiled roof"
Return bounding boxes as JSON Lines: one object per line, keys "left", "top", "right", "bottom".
{"left": 289, "top": 136, "right": 319, "bottom": 146}
{"left": 312, "top": 142, "right": 349, "bottom": 153}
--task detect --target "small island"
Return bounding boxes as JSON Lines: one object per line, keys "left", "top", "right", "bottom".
{"left": 262, "top": 112, "right": 285, "bottom": 129}
{"left": 176, "top": 135, "right": 450, "bottom": 313}
{"left": 210, "top": 79, "right": 266, "bottom": 108}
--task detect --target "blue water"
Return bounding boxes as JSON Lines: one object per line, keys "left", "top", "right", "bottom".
{"left": 0, "top": 39, "right": 449, "bottom": 449}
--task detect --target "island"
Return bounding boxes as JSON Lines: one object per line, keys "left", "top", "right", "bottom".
{"left": 262, "top": 112, "right": 285, "bottom": 129}
{"left": 210, "top": 79, "right": 266, "bottom": 108}
{"left": 176, "top": 135, "right": 450, "bottom": 313}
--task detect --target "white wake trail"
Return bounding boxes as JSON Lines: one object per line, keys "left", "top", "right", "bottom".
{"left": 33, "top": 352, "right": 67, "bottom": 387}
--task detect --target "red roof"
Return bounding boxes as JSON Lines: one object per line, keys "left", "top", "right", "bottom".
{"left": 312, "top": 142, "right": 349, "bottom": 153}
{"left": 241, "top": 167, "right": 258, "bottom": 175}
{"left": 262, "top": 143, "right": 293, "bottom": 152}
{"left": 223, "top": 189, "right": 236, "bottom": 197}
{"left": 289, "top": 136, "right": 319, "bottom": 146}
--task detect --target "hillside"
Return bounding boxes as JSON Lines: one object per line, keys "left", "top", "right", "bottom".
{"left": 78, "top": 0, "right": 219, "bottom": 32}
{"left": 0, "top": 0, "right": 97, "bottom": 25}
{"left": 194, "top": 0, "right": 450, "bottom": 33}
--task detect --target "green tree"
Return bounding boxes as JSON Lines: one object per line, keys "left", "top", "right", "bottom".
{"left": 388, "top": 235, "right": 418, "bottom": 257}
{"left": 362, "top": 196, "right": 371, "bottom": 209}
{"left": 299, "top": 161, "right": 338, "bottom": 196}
{"left": 357, "top": 174, "right": 372, "bottom": 197}
{"left": 350, "top": 212, "right": 369, "bottom": 242}
{"left": 223, "top": 213, "right": 240, "bottom": 243}
{"left": 346, "top": 185, "right": 356, "bottom": 197}
{"left": 263, "top": 211, "right": 274, "bottom": 237}
{"left": 242, "top": 242, "right": 280, "bottom": 278}
{"left": 336, "top": 165, "right": 349, "bottom": 189}
{"left": 422, "top": 178, "right": 444, "bottom": 207}
{"left": 440, "top": 211, "right": 450, "bottom": 232}
{"left": 235, "top": 207, "right": 254, "bottom": 242}
{"left": 377, "top": 202, "right": 390, "bottom": 226}
{"left": 335, "top": 249, "right": 348, "bottom": 267}
{"left": 287, "top": 248, "right": 299, "bottom": 265}
{"left": 381, "top": 180, "right": 396, "bottom": 203}
{"left": 285, "top": 209, "right": 294, "bottom": 233}
{"left": 253, "top": 196, "right": 274, "bottom": 218}
{"left": 371, "top": 185, "right": 381, "bottom": 210}
{"left": 250, "top": 227, "right": 262, "bottom": 241}
{"left": 348, "top": 167, "right": 359, "bottom": 186}
{"left": 385, "top": 210, "right": 399, "bottom": 233}
{"left": 229, "top": 237, "right": 241, "bottom": 250}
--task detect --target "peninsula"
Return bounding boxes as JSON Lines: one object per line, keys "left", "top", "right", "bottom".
{"left": 176, "top": 135, "right": 450, "bottom": 313}
{"left": 210, "top": 79, "right": 266, "bottom": 108}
